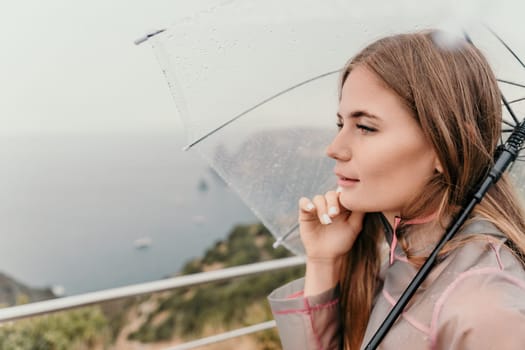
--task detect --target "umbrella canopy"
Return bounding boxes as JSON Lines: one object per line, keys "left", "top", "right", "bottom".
{"left": 148, "top": 0, "right": 525, "bottom": 255}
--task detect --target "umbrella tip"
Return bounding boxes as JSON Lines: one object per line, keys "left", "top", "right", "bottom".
{"left": 134, "top": 28, "right": 166, "bottom": 46}
{"left": 272, "top": 238, "right": 284, "bottom": 249}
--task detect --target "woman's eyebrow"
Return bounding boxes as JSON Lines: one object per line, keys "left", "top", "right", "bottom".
{"left": 337, "top": 110, "right": 382, "bottom": 121}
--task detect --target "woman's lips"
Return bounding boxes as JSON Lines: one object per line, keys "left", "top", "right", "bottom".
{"left": 337, "top": 176, "right": 360, "bottom": 187}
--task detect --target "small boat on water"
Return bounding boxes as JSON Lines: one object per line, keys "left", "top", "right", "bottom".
{"left": 134, "top": 237, "right": 153, "bottom": 249}
{"left": 192, "top": 215, "right": 206, "bottom": 225}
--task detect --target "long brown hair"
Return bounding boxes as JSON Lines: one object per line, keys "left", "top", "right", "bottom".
{"left": 338, "top": 31, "right": 525, "bottom": 349}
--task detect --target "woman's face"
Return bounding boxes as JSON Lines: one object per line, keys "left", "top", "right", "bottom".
{"left": 327, "top": 66, "right": 440, "bottom": 220}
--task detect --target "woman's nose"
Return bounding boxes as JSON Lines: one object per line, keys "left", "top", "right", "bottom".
{"left": 326, "top": 132, "right": 351, "bottom": 161}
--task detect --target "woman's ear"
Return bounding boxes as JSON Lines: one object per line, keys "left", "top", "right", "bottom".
{"left": 434, "top": 157, "right": 443, "bottom": 174}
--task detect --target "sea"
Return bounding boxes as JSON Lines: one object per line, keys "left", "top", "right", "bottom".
{"left": 1, "top": 131, "right": 257, "bottom": 296}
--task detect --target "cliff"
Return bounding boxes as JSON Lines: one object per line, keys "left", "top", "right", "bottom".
{"left": 0, "top": 272, "right": 55, "bottom": 307}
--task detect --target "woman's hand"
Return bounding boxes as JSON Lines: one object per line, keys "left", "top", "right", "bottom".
{"left": 299, "top": 190, "right": 364, "bottom": 262}
{"left": 299, "top": 190, "right": 365, "bottom": 295}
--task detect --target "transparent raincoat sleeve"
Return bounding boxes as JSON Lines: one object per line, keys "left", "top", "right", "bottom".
{"left": 268, "top": 277, "right": 343, "bottom": 350}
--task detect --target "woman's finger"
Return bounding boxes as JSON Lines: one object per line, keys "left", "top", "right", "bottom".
{"left": 324, "top": 190, "right": 341, "bottom": 218}
{"left": 312, "top": 195, "right": 331, "bottom": 225}
{"left": 298, "top": 197, "right": 317, "bottom": 221}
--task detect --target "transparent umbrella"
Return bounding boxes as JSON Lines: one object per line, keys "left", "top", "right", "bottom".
{"left": 146, "top": 0, "right": 525, "bottom": 256}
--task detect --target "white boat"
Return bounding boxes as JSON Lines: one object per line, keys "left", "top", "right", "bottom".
{"left": 134, "top": 237, "right": 153, "bottom": 249}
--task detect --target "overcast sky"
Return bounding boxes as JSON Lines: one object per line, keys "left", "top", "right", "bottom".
{"left": 0, "top": 0, "right": 226, "bottom": 134}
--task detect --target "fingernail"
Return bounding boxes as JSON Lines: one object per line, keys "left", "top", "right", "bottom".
{"left": 328, "top": 206, "right": 338, "bottom": 216}
{"left": 322, "top": 214, "right": 332, "bottom": 225}
{"left": 305, "top": 203, "right": 315, "bottom": 211}
{"left": 336, "top": 186, "right": 343, "bottom": 193}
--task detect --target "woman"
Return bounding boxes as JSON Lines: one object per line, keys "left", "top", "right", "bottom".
{"left": 268, "top": 31, "right": 525, "bottom": 349}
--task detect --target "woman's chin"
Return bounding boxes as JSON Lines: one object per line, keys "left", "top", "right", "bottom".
{"left": 339, "top": 197, "right": 380, "bottom": 214}
{"left": 339, "top": 199, "right": 364, "bottom": 212}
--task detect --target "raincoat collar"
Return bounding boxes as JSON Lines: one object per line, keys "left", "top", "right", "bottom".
{"left": 380, "top": 212, "right": 438, "bottom": 265}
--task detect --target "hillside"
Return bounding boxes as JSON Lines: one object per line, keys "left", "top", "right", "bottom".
{"left": 0, "top": 272, "right": 55, "bottom": 308}
{"left": 123, "top": 222, "right": 305, "bottom": 349}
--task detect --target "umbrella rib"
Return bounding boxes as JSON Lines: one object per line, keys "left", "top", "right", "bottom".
{"left": 183, "top": 69, "right": 342, "bottom": 150}
{"left": 501, "top": 93, "right": 520, "bottom": 125}
{"left": 485, "top": 25, "right": 525, "bottom": 68}
{"left": 507, "top": 96, "right": 525, "bottom": 105}
{"left": 465, "top": 29, "right": 520, "bottom": 124}
{"left": 497, "top": 79, "right": 525, "bottom": 89}
{"left": 272, "top": 223, "right": 299, "bottom": 248}
{"left": 483, "top": 25, "right": 525, "bottom": 124}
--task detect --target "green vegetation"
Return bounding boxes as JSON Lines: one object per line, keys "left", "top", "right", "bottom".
{"left": 129, "top": 223, "right": 304, "bottom": 347}
{"left": 0, "top": 307, "right": 109, "bottom": 350}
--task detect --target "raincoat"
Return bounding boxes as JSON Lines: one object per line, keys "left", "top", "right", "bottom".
{"left": 268, "top": 218, "right": 525, "bottom": 349}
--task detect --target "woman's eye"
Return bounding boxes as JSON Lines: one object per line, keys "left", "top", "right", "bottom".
{"left": 336, "top": 122, "right": 344, "bottom": 130}
{"left": 356, "top": 124, "right": 377, "bottom": 134}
